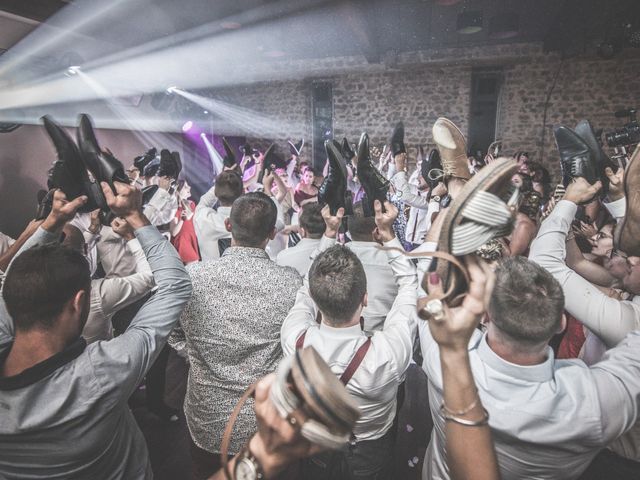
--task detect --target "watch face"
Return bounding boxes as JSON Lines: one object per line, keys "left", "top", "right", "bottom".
{"left": 235, "top": 457, "right": 258, "bottom": 480}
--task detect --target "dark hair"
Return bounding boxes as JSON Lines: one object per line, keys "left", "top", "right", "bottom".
{"left": 215, "top": 171, "right": 244, "bottom": 206}
{"left": 308, "top": 245, "right": 366, "bottom": 325}
{"left": 489, "top": 256, "right": 564, "bottom": 345}
{"left": 3, "top": 244, "right": 90, "bottom": 331}
{"left": 347, "top": 214, "right": 376, "bottom": 242}
{"left": 230, "top": 192, "right": 278, "bottom": 247}
{"left": 299, "top": 203, "right": 325, "bottom": 239}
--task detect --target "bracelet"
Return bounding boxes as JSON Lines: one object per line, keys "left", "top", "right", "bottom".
{"left": 441, "top": 406, "right": 490, "bottom": 427}
{"left": 440, "top": 396, "right": 480, "bottom": 416}
{"left": 566, "top": 232, "right": 576, "bottom": 242}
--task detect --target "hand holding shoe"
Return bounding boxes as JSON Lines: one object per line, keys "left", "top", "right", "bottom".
{"left": 100, "top": 181, "right": 149, "bottom": 230}
{"left": 605, "top": 166, "right": 624, "bottom": 201}
{"left": 564, "top": 178, "right": 602, "bottom": 205}
{"left": 425, "top": 256, "right": 494, "bottom": 353}
{"left": 42, "top": 190, "right": 88, "bottom": 234}
{"left": 373, "top": 199, "right": 397, "bottom": 243}
{"left": 321, "top": 204, "right": 345, "bottom": 239}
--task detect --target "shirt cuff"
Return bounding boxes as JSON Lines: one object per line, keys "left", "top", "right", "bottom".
{"left": 147, "top": 188, "right": 171, "bottom": 210}
{"left": 603, "top": 197, "right": 626, "bottom": 219}
{"left": 554, "top": 200, "right": 579, "bottom": 224}
{"left": 126, "top": 238, "right": 143, "bottom": 254}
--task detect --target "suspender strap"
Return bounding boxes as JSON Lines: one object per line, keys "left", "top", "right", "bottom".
{"left": 339, "top": 338, "right": 372, "bottom": 386}
{"left": 295, "top": 330, "right": 307, "bottom": 350}
{"left": 295, "top": 327, "right": 372, "bottom": 386}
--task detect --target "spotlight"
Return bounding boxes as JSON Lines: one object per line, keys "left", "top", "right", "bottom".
{"left": 200, "top": 132, "right": 207, "bottom": 138}
{"left": 456, "top": 11, "right": 483, "bottom": 34}
{"left": 166, "top": 86, "right": 178, "bottom": 94}
{"left": 65, "top": 65, "right": 81, "bottom": 77}
{"left": 203, "top": 110, "right": 209, "bottom": 114}
{"left": 182, "top": 120, "right": 194, "bottom": 132}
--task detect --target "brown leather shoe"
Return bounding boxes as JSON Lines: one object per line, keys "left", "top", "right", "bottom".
{"left": 432, "top": 117, "right": 471, "bottom": 181}
{"left": 614, "top": 144, "right": 640, "bottom": 256}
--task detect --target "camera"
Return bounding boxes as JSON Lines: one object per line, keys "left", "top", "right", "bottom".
{"left": 605, "top": 108, "right": 640, "bottom": 148}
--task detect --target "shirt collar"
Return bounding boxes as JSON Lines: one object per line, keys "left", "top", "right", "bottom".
{"left": 297, "top": 238, "right": 321, "bottom": 247}
{"left": 347, "top": 240, "right": 378, "bottom": 249}
{"left": 222, "top": 246, "right": 270, "bottom": 260}
{"left": 319, "top": 321, "right": 364, "bottom": 339}
{"left": 0, "top": 337, "right": 87, "bottom": 391}
{"left": 477, "top": 333, "right": 555, "bottom": 382}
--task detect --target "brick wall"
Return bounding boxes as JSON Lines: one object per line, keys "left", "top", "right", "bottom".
{"left": 212, "top": 42, "right": 640, "bottom": 182}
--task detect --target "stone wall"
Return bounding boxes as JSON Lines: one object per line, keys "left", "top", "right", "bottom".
{"left": 214, "top": 43, "right": 640, "bottom": 182}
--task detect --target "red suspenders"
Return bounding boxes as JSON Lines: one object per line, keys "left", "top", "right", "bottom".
{"left": 295, "top": 329, "right": 372, "bottom": 386}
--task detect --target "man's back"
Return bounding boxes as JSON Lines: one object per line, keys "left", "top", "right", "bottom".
{"left": 175, "top": 246, "right": 301, "bottom": 454}
{"left": 420, "top": 326, "right": 640, "bottom": 480}
{"left": 276, "top": 237, "right": 320, "bottom": 276}
{"left": 346, "top": 241, "right": 398, "bottom": 331}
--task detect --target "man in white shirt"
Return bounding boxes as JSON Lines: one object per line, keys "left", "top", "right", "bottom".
{"left": 529, "top": 177, "right": 640, "bottom": 475}
{"left": 390, "top": 151, "right": 442, "bottom": 248}
{"left": 193, "top": 171, "right": 243, "bottom": 261}
{"left": 281, "top": 200, "right": 417, "bottom": 479}
{"left": 420, "top": 251, "right": 640, "bottom": 480}
{"left": 60, "top": 221, "right": 154, "bottom": 344}
{"left": 276, "top": 203, "right": 324, "bottom": 276}
{"left": 344, "top": 212, "right": 398, "bottom": 332}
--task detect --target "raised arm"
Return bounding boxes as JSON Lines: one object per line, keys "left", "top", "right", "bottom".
{"left": 529, "top": 179, "right": 640, "bottom": 348}
{"left": 89, "top": 182, "right": 192, "bottom": 402}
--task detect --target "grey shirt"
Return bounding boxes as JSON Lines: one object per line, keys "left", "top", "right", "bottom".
{"left": 0, "top": 225, "right": 192, "bottom": 479}
{"left": 170, "top": 246, "right": 301, "bottom": 454}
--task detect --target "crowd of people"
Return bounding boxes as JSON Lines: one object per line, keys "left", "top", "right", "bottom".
{"left": 0, "top": 112, "right": 639, "bottom": 480}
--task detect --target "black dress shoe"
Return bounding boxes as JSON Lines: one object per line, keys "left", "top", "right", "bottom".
{"left": 143, "top": 157, "right": 160, "bottom": 178}
{"left": 42, "top": 115, "right": 99, "bottom": 213}
{"left": 77, "top": 114, "right": 130, "bottom": 190}
{"left": 389, "top": 121, "right": 406, "bottom": 157}
{"left": 258, "top": 143, "right": 276, "bottom": 184}
{"left": 318, "top": 140, "right": 350, "bottom": 215}
{"left": 158, "top": 149, "right": 181, "bottom": 179}
{"left": 341, "top": 137, "right": 356, "bottom": 168}
{"left": 222, "top": 137, "right": 237, "bottom": 170}
{"left": 422, "top": 149, "right": 442, "bottom": 187}
{"left": 553, "top": 125, "right": 597, "bottom": 187}
{"left": 134, "top": 147, "right": 157, "bottom": 172}
{"left": 574, "top": 119, "right": 616, "bottom": 194}
{"left": 356, "top": 133, "right": 389, "bottom": 216}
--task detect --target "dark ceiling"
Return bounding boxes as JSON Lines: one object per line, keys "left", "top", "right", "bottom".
{"left": 1, "top": 0, "right": 639, "bottom": 62}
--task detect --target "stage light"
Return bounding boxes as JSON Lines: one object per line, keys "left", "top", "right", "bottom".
{"left": 166, "top": 85, "right": 178, "bottom": 94}
{"left": 200, "top": 132, "right": 206, "bottom": 138}
{"left": 488, "top": 13, "right": 519, "bottom": 39}
{"left": 182, "top": 120, "right": 194, "bottom": 132}
{"left": 203, "top": 110, "right": 209, "bottom": 114}
{"left": 65, "top": 65, "right": 81, "bottom": 77}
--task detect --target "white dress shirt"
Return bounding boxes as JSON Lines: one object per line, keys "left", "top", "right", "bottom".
{"left": 391, "top": 171, "right": 439, "bottom": 245}
{"left": 83, "top": 238, "right": 154, "bottom": 344}
{"left": 70, "top": 213, "right": 100, "bottom": 277}
{"left": 420, "top": 325, "right": 640, "bottom": 480}
{"left": 143, "top": 188, "right": 178, "bottom": 226}
{"left": 0, "top": 232, "right": 15, "bottom": 257}
{"left": 529, "top": 199, "right": 640, "bottom": 460}
{"left": 193, "top": 187, "right": 232, "bottom": 261}
{"left": 275, "top": 237, "right": 321, "bottom": 276}
{"left": 345, "top": 241, "right": 399, "bottom": 332}
{"left": 281, "top": 235, "right": 417, "bottom": 442}
{"left": 96, "top": 227, "right": 138, "bottom": 278}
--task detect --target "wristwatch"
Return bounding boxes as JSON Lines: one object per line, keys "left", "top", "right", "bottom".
{"left": 234, "top": 447, "right": 264, "bottom": 480}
